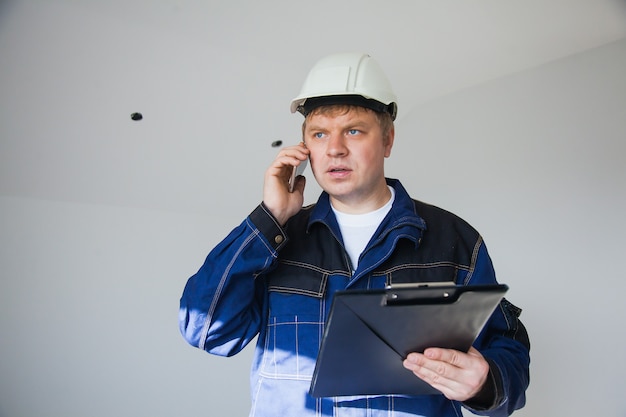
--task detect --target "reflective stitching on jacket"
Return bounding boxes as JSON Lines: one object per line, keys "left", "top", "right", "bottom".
{"left": 268, "top": 284, "right": 327, "bottom": 297}
{"left": 280, "top": 259, "right": 350, "bottom": 277}
{"left": 260, "top": 315, "right": 322, "bottom": 380}
{"left": 374, "top": 261, "right": 471, "bottom": 274}
{"left": 463, "top": 235, "right": 483, "bottom": 285}
{"left": 247, "top": 215, "right": 281, "bottom": 256}
{"left": 199, "top": 228, "right": 259, "bottom": 350}
{"left": 268, "top": 260, "right": 351, "bottom": 297}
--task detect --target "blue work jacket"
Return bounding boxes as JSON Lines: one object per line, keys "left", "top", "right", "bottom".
{"left": 179, "top": 178, "right": 530, "bottom": 417}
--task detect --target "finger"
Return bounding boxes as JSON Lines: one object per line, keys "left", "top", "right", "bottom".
{"left": 267, "top": 157, "right": 302, "bottom": 186}
{"left": 271, "top": 147, "right": 308, "bottom": 176}
{"left": 403, "top": 351, "right": 482, "bottom": 401}
{"left": 281, "top": 142, "right": 309, "bottom": 158}
{"left": 423, "top": 347, "right": 466, "bottom": 368}
{"left": 409, "top": 351, "right": 460, "bottom": 380}
{"left": 403, "top": 353, "right": 459, "bottom": 394}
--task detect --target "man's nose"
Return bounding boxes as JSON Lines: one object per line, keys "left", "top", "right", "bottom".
{"left": 326, "top": 133, "right": 348, "bottom": 157}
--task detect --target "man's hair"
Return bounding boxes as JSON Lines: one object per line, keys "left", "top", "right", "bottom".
{"left": 301, "top": 104, "right": 394, "bottom": 145}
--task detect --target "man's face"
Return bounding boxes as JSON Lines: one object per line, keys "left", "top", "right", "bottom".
{"left": 303, "top": 107, "right": 394, "bottom": 213}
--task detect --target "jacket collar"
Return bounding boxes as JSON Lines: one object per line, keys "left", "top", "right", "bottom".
{"left": 307, "top": 178, "right": 427, "bottom": 235}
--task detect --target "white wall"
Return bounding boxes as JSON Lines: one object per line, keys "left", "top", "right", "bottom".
{"left": 1, "top": 39, "right": 625, "bottom": 417}
{"left": 0, "top": 196, "right": 255, "bottom": 416}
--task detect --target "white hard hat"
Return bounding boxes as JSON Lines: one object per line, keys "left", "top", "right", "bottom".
{"left": 290, "top": 52, "right": 398, "bottom": 120}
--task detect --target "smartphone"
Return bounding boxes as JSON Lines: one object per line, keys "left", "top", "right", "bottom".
{"left": 289, "top": 158, "right": 308, "bottom": 192}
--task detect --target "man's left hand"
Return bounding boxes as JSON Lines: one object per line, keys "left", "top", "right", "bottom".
{"left": 402, "top": 347, "right": 490, "bottom": 402}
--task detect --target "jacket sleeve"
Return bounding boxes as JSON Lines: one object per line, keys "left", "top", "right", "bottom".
{"left": 178, "top": 204, "right": 287, "bottom": 357}
{"left": 463, "top": 241, "right": 531, "bottom": 417}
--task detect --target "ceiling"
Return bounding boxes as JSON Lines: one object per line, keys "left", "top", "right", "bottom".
{"left": 1, "top": 0, "right": 626, "bottom": 217}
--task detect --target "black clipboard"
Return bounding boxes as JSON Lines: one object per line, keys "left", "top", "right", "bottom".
{"left": 309, "top": 283, "right": 508, "bottom": 398}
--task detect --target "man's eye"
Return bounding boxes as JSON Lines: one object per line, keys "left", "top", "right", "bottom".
{"left": 314, "top": 132, "right": 325, "bottom": 139}
{"left": 347, "top": 129, "right": 359, "bottom": 135}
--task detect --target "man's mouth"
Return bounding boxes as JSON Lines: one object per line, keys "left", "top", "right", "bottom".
{"left": 328, "top": 167, "right": 351, "bottom": 178}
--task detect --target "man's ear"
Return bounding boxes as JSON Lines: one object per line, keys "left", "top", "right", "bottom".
{"left": 384, "top": 126, "right": 395, "bottom": 158}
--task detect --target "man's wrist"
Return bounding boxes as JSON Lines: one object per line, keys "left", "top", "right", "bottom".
{"left": 463, "top": 359, "right": 503, "bottom": 411}
{"left": 249, "top": 203, "right": 288, "bottom": 251}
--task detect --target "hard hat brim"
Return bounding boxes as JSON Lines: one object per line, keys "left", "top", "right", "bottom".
{"left": 293, "top": 94, "right": 397, "bottom": 121}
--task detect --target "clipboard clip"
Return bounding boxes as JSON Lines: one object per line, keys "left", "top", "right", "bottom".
{"left": 384, "top": 284, "right": 459, "bottom": 306}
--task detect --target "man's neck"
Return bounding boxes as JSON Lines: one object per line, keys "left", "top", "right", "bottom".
{"left": 330, "top": 183, "right": 392, "bottom": 214}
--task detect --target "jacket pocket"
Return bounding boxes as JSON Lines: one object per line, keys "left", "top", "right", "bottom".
{"left": 261, "top": 263, "right": 332, "bottom": 380}
{"left": 379, "top": 262, "right": 462, "bottom": 285}
{"left": 267, "top": 259, "right": 330, "bottom": 297}
{"left": 260, "top": 313, "right": 322, "bottom": 380}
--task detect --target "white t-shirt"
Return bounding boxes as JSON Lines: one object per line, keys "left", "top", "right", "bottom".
{"left": 331, "top": 186, "right": 395, "bottom": 273}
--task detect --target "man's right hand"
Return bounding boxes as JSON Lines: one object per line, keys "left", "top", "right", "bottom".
{"left": 263, "top": 142, "right": 310, "bottom": 226}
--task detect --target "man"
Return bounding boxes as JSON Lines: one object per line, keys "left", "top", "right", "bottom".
{"left": 179, "top": 53, "right": 530, "bottom": 417}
